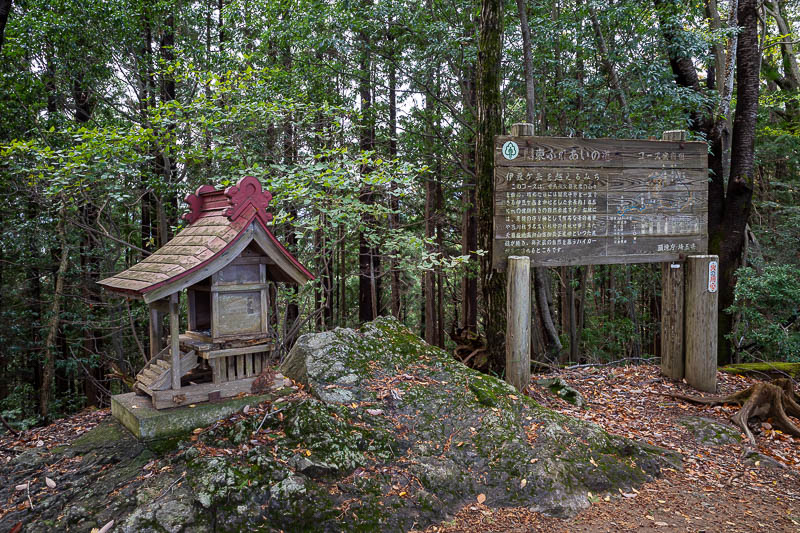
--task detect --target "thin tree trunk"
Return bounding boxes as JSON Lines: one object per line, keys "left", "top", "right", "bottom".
{"left": 358, "top": 6, "right": 379, "bottom": 323}
{"left": 567, "top": 268, "right": 578, "bottom": 363}
{"left": 283, "top": 46, "right": 300, "bottom": 340}
{"left": 516, "top": 0, "right": 535, "bottom": 133}
{"left": 516, "top": 0, "right": 560, "bottom": 353}
{"left": 388, "top": 14, "right": 402, "bottom": 320}
{"left": 460, "top": 26, "right": 479, "bottom": 335}
{"left": 339, "top": 226, "right": 346, "bottom": 327}
{"left": 41, "top": 205, "right": 69, "bottom": 421}
{"left": 435, "top": 170, "right": 445, "bottom": 348}
{"left": 552, "top": 0, "right": 566, "bottom": 133}
{"left": 765, "top": 0, "right": 800, "bottom": 89}
{"left": 625, "top": 265, "right": 642, "bottom": 359}
{"left": 424, "top": 172, "right": 437, "bottom": 344}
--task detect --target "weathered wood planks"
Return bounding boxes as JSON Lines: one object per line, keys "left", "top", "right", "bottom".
{"left": 660, "top": 262, "right": 685, "bottom": 380}
{"left": 493, "top": 135, "right": 708, "bottom": 269}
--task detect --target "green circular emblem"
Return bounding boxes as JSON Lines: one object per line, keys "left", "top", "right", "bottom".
{"left": 502, "top": 141, "right": 519, "bottom": 160}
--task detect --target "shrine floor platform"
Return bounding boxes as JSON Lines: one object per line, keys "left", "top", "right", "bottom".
{"left": 111, "top": 390, "right": 273, "bottom": 441}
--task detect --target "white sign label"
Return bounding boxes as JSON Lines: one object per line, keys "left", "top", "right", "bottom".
{"left": 708, "top": 260, "right": 718, "bottom": 293}
{"left": 502, "top": 141, "right": 519, "bottom": 160}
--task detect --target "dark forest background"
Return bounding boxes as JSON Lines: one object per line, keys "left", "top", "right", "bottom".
{"left": 0, "top": 0, "right": 797, "bottom": 427}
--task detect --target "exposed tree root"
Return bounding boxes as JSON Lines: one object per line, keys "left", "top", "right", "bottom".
{"left": 450, "top": 327, "right": 489, "bottom": 369}
{"left": 669, "top": 379, "right": 800, "bottom": 445}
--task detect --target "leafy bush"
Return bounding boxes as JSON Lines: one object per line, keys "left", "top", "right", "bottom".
{"left": 728, "top": 265, "right": 800, "bottom": 362}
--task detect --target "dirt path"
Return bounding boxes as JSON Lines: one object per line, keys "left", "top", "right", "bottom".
{"left": 421, "top": 365, "right": 800, "bottom": 532}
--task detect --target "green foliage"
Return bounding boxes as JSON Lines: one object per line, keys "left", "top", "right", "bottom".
{"left": 729, "top": 265, "right": 800, "bottom": 362}
{"left": 0, "top": 384, "right": 41, "bottom": 430}
{"left": 0, "top": 0, "right": 797, "bottom": 421}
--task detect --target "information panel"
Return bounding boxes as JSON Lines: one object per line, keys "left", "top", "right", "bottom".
{"left": 493, "top": 136, "right": 708, "bottom": 269}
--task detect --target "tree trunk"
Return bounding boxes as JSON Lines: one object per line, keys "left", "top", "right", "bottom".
{"left": 515, "top": 0, "right": 560, "bottom": 355}
{"left": 40, "top": 205, "right": 69, "bottom": 421}
{"left": 476, "top": 0, "right": 505, "bottom": 369}
{"left": 424, "top": 100, "right": 437, "bottom": 345}
{"left": 388, "top": 15, "right": 402, "bottom": 320}
{"left": 716, "top": 0, "right": 759, "bottom": 365}
{"left": 0, "top": 0, "right": 11, "bottom": 53}
{"left": 459, "top": 27, "right": 479, "bottom": 336}
{"left": 625, "top": 265, "right": 642, "bottom": 359}
{"left": 435, "top": 173, "right": 445, "bottom": 348}
{"left": 358, "top": 5, "right": 379, "bottom": 323}
{"left": 516, "top": 0, "right": 535, "bottom": 133}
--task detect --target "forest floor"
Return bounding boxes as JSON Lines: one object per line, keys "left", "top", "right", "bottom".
{"left": 2, "top": 365, "right": 799, "bottom": 532}
{"left": 420, "top": 365, "right": 800, "bottom": 533}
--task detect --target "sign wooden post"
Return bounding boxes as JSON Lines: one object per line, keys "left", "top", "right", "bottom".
{"left": 660, "top": 262, "right": 685, "bottom": 379}
{"left": 659, "top": 129, "right": 687, "bottom": 380}
{"left": 506, "top": 256, "right": 531, "bottom": 391}
{"left": 685, "top": 255, "right": 718, "bottom": 392}
{"left": 495, "top": 125, "right": 716, "bottom": 393}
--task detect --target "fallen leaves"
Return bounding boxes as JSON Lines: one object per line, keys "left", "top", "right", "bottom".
{"left": 476, "top": 493, "right": 486, "bottom": 505}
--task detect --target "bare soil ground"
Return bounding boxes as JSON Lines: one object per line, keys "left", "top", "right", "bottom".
{"left": 420, "top": 365, "right": 800, "bottom": 533}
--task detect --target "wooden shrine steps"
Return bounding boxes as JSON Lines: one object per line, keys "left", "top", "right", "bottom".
{"left": 135, "top": 347, "right": 198, "bottom": 395}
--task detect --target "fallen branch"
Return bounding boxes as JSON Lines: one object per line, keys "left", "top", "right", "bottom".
{"left": 0, "top": 413, "right": 19, "bottom": 436}
{"left": 254, "top": 401, "right": 304, "bottom": 435}
{"left": 566, "top": 357, "right": 659, "bottom": 370}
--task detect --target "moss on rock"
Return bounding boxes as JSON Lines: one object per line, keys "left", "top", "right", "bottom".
{"left": 2, "top": 317, "right": 682, "bottom": 532}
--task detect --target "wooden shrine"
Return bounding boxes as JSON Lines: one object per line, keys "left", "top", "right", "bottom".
{"left": 100, "top": 176, "right": 314, "bottom": 409}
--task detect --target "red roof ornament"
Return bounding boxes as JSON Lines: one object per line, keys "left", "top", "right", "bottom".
{"left": 181, "top": 184, "right": 218, "bottom": 224}
{"left": 224, "top": 176, "right": 273, "bottom": 225}
{"left": 180, "top": 176, "right": 273, "bottom": 225}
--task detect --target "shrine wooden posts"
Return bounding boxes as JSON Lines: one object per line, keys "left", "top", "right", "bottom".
{"left": 170, "top": 293, "right": 181, "bottom": 391}
{"left": 148, "top": 299, "right": 168, "bottom": 361}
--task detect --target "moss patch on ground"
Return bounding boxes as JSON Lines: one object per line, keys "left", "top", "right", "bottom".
{"left": 720, "top": 362, "right": 800, "bottom": 378}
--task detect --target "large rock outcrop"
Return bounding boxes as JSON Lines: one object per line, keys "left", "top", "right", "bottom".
{"left": 1, "top": 317, "right": 679, "bottom": 532}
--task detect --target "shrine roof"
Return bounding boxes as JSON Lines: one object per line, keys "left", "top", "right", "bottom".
{"left": 99, "top": 176, "right": 313, "bottom": 302}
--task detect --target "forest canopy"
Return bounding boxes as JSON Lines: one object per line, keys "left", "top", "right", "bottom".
{"left": 0, "top": 0, "right": 798, "bottom": 427}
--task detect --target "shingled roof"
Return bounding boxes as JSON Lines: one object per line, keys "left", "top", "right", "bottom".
{"left": 99, "top": 176, "right": 313, "bottom": 303}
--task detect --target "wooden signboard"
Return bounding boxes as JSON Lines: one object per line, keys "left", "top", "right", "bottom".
{"left": 493, "top": 136, "right": 708, "bottom": 269}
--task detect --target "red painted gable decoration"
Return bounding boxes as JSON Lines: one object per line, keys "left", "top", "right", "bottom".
{"left": 224, "top": 176, "right": 273, "bottom": 226}
{"left": 182, "top": 176, "right": 273, "bottom": 225}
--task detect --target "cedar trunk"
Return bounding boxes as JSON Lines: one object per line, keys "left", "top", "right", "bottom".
{"left": 476, "top": 0, "right": 505, "bottom": 369}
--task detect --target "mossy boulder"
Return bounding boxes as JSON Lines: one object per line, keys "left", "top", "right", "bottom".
{"left": 1, "top": 317, "right": 680, "bottom": 532}
{"left": 678, "top": 416, "right": 742, "bottom": 445}
{"left": 535, "top": 377, "right": 586, "bottom": 407}
{"left": 280, "top": 317, "right": 680, "bottom": 520}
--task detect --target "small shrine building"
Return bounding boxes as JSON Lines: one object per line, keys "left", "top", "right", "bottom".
{"left": 99, "top": 176, "right": 313, "bottom": 409}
